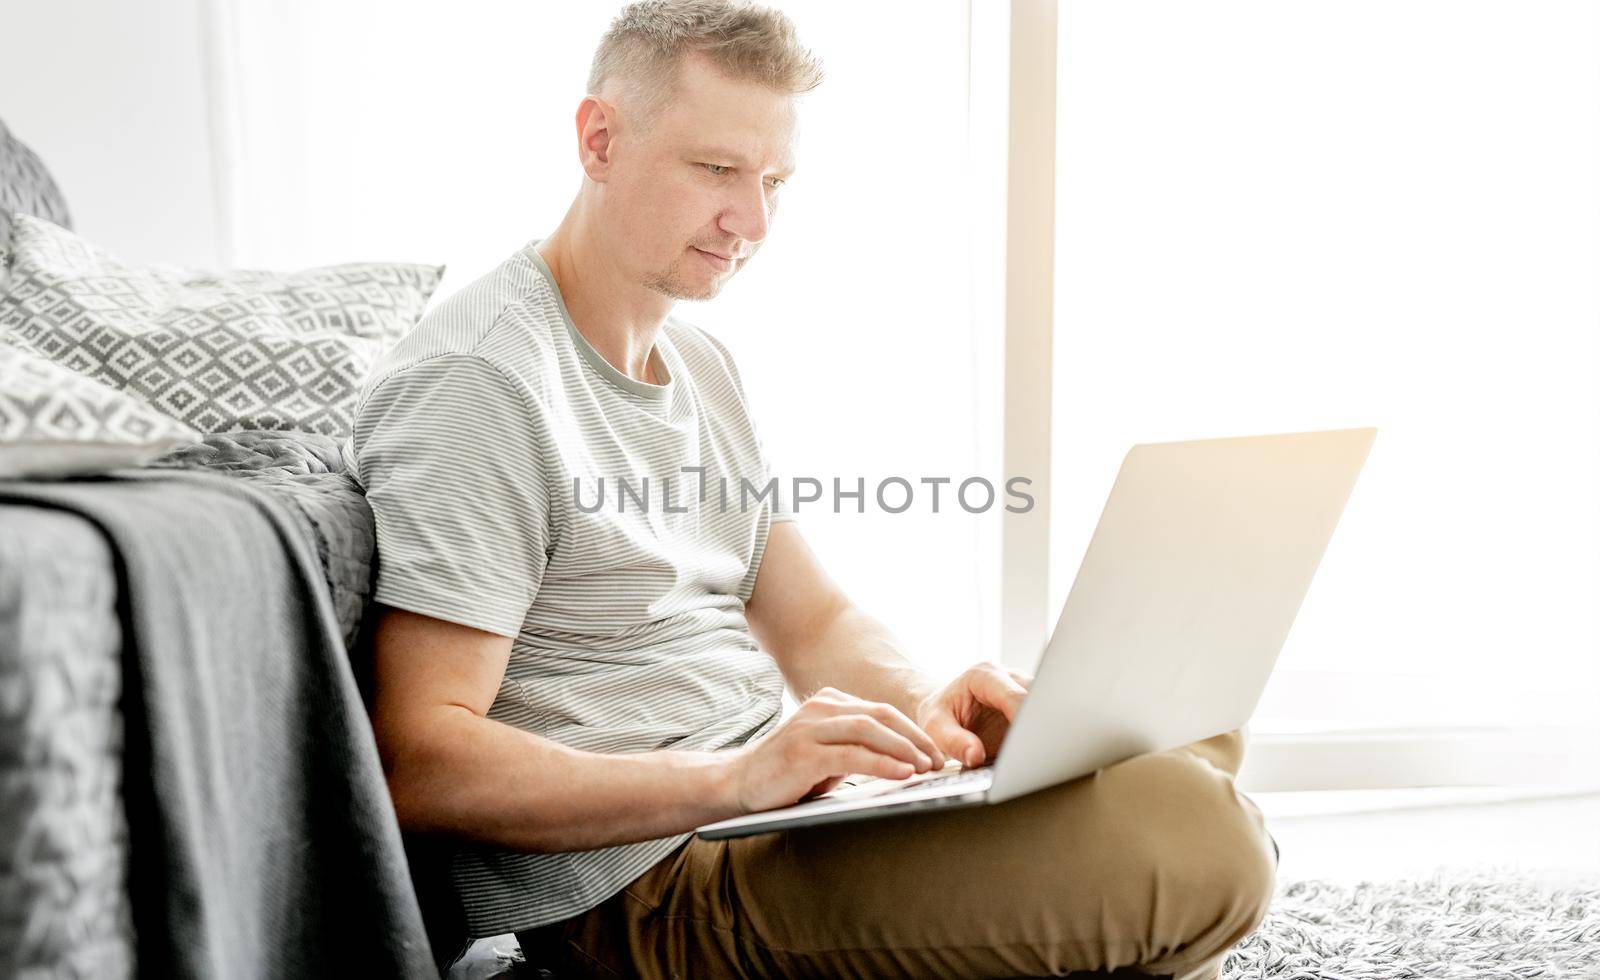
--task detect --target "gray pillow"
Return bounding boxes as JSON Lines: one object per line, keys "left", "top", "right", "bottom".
{"left": 0, "top": 335, "right": 201, "bottom": 479}
{"left": 0, "top": 214, "right": 443, "bottom": 438}
{"left": 0, "top": 118, "right": 71, "bottom": 272}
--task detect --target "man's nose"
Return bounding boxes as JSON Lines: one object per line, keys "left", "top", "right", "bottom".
{"left": 720, "top": 175, "right": 773, "bottom": 246}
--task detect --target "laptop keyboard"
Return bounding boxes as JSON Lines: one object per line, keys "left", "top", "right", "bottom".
{"left": 894, "top": 767, "right": 991, "bottom": 792}
{"left": 825, "top": 763, "right": 993, "bottom": 801}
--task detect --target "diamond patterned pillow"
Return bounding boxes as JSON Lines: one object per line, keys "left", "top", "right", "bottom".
{"left": 0, "top": 337, "right": 202, "bottom": 478}
{"left": 0, "top": 213, "right": 443, "bottom": 438}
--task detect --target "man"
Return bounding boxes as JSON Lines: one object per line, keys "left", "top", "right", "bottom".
{"left": 348, "top": 2, "right": 1277, "bottom": 978}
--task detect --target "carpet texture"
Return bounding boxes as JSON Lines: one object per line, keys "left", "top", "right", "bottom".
{"left": 447, "top": 869, "right": 1600, "bottom": 978}
{"left": 1223, "top": 868, "right": 1600, "bottom": 979}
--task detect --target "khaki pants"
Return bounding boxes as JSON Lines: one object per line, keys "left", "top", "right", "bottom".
{"left": 516, "top": 729, "right": 1276, "bottom": 979}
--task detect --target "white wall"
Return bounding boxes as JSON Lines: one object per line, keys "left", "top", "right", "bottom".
{"left": 0, "top": 0, "right": 222, "bottom": 266}
{"left": 212, "top": 0, "right": 1006, "bottom": 678}
{"left": 0, "top": 0, "right": 1003, "bottom": 678}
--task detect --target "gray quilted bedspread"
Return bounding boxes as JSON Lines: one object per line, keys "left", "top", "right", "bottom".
{"left": 0, "top": 508, "right": 132, "bottom": 977}
{"left": 140, "top": 431, "right": 375, "bottom": 650}
{"left": 0, "top": 430, "right": 383, "bottom": 979}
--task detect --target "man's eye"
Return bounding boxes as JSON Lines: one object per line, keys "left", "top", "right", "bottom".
{"left": 704, "top": 163, "right": 731, "bottom": 176}
{"left": 768, "top": 176, "right": 786, "bottom": 189}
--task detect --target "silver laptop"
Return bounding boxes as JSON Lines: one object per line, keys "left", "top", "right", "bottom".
{"left": 696, "top": 426, "right": 1377, "bottom": 840}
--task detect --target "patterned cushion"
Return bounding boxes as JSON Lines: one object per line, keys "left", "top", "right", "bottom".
{"left": 0, "top": 214, "right": 443, "bottom": 437}
{"left": 0, "top": 118, "right": 72, "bottom": 272}
{"left": 0, "top": 336, "right": 202, "bottom": 478}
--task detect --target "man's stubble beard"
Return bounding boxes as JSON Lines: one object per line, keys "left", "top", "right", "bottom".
{"left": 643, "top": 245, "right": 759, "bottom": 302}
{"left": 641, "top": 252, "right": 720, "bottom": 302}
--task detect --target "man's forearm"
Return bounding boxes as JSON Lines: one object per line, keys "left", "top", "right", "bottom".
{"left": 387, "top": 705, "right": 741, "bottom": 852}
{"left": 778, "top": 603, "right": 942, "bottom": 721}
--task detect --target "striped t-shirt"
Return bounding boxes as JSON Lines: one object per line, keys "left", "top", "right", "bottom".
{"left": 345, "top": 238, "right": 794, "bottom": 937}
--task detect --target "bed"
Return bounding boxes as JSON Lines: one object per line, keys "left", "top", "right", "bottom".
{"left": 0, "top": 433, "right": 450, "bottom": 978}
{"left": 0, "top": 120, "right": 451, "bottom": 977}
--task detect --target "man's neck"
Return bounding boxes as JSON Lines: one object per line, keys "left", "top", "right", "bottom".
{"left": 535, "top": 226, "right": 670, "bottom": 385}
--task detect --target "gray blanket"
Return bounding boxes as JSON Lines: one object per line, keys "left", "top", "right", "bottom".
{"left": 142, "top": 430, "right": 379, "bottom": 653}
{"left": 0, "top": 468, "right": 437, "bottom": 978}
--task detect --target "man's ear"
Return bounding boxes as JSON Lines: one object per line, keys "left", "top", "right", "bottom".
{"left": 576, "top": 95, "right": 616, "bottom": 182}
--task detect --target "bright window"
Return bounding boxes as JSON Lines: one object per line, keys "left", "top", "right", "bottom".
{"left": 692, "top": 0, "right": 1002, "bottom": 681}
{"left": 1049, "top": 0, "right": 1600, "bottom": 733}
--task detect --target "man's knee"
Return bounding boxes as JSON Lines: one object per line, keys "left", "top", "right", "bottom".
{"left": 1073, "top": 747, "right": 1277, "bottom": 965}
{"left": 1179, "top": 726, "right": 1248, "bottom": 777}
{"left": 1178, "top": 781, "right": 1276, "bottom": 944}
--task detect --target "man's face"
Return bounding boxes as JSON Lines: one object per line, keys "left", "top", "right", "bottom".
{"left": 601, "top": 53, "right": 799, "bottom": 302}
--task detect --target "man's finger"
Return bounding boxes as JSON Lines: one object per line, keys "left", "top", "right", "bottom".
{"left": 969, "top": 665, "right": 1028, "bottom": 721}
{"left": 814, "top": 714, "right": 933, "bottom": 771}
{"left": 821, "top": 744, "right": 917, "bottom": 782}
{"left": 924, "top": 712, "right": 986, "bottom": 768}
{"left": 807, "top": 693, "right": 946, "bottom": 768}
{"left": 861, "top": 701, "right": 946, "bottom": 768}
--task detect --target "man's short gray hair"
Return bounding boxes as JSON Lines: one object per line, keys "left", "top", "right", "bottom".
{"left": 588, "top": 0, "right": 825, "bottom": 136}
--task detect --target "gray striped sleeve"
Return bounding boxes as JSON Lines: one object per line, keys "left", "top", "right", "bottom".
{"left": 353, "top": 352, "right": 551, "bottom": 638}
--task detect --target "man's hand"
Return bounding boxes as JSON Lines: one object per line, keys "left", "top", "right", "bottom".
{"left": 720, "top": 687, "right": 948, "bottom": 814}
{"left": 914, "top": 662, "right": 1034, "bottom": 768}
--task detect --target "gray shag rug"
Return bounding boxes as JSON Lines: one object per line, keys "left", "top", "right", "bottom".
{"left": 1223, "top": 868, "right": 1600, "bottom": 979}
{"left": 450, "top": 868, "right": 1600, "bottom": 979}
